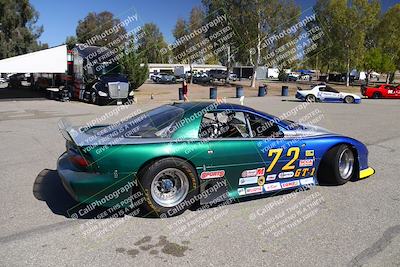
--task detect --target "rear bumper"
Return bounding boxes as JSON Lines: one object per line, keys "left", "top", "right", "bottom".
{"left": 359, "top": 167, "right": 375, "bottom": 179}
{"left": 57, "top": 152, "right": 134, "bottom": 207}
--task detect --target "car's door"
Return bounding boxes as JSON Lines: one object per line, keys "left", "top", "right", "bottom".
{"left": 198, "top": 111, "right": 267, "bottom": 198}
{"left": 198, "top": 111, "right": 315, "bottom": 199}
{"left": 385, "top": 85, "right": 400, "bottom": 98}
{"left": 245, "top": 113, "right": 316, "bottom": 192}
{"left": 318, "top": 86, "right": 341, "bottom": 101}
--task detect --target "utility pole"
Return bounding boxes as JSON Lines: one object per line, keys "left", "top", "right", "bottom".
{"left": 226, "top": 45, "right": 231, "bottom": 83}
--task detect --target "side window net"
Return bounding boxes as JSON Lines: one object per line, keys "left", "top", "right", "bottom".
{"left": 199, "top": 112, "right": 250, "bottom": 138}
{"left": 247, "top": 113, "right": 284, "bottom": 138}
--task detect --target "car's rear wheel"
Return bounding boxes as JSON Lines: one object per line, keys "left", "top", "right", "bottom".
{"left": 318, "top": 144, "right": 355, "bottom": 185}
{"left": 344, "top": 95, "right": 354, "bottom": 103}
{"left": 372, "top": 92, "right": 381, "bottom": 99}
{"left": 138, "top": 158, "right": 199, "bottom": 217}
{"left": 306, "top": 94, "right": 316, "bottom": 102}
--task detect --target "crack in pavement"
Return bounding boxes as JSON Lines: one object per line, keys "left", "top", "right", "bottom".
{"left": 348, "top": 225, "right": 400, "bottom": 267}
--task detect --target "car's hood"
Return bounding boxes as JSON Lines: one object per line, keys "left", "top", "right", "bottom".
{"left": 283, "top": 123, "right": 335, "bottom": 138}
{"left": 339, "top": 92, "right": 361, "bottom": 99}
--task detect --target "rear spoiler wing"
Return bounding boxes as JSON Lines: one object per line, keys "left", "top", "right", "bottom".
{"left": 58, "top": 118, "right": 80, "bottom": 144}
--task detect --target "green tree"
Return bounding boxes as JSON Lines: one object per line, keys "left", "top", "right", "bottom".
{"left": 0, "top": 0, "right": 46, "bottom": 59}
{"left": 172, "top": 7, "right": 206, "bottom": 82}
{"left": 202, "top": 0, "right": 301, "bottom": 87}
{"left": 172, "top": 18, "right": 190, "bottom": 64}
{"left": 374, "top": 4, "right": 400, "bottom": 83}
{"left": 65, "top": 36, "right": 78, "bottom": 50}
{"left": 120, "top": 36, "right": 148, "bottom": 90}
{"left": 364, "top": 48, "right": 396, "bottom": 84}
{"left": 76, "top": 11, "right": 127, "bottom": 48}
{"left": 137, "top": 23, "right": 169, "bottom": 63}
{"left": 189, "top": 6, "right": 206, "bottom": 63}
{"left": 311, "top": 0, "right": 381, "bottom": 86}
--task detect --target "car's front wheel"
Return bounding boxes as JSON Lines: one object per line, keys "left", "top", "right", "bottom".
{"left": 318, "top": 144, "right": 355, "bottom": 185}
{"left": 91, "top": 92, "right": 98, "bottom": 105}
{"left": 138, "top": 158, "right": 199, "bottom": 217}
{"left": 344, "top": 95, "right": 355, "bottom": 103}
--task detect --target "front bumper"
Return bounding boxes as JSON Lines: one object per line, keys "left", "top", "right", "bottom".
{"left": 57, "top": 152, "right": 134, "bottom": 207}
{"left": 359, "top": 167, "right": 375, "bottom": 179}
{"left": 295, "top": 92, "right": 305, "bottom": 100}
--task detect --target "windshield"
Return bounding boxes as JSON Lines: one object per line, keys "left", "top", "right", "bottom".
{"left": 325, "top": 85, "right": 339, "bottom": 93}
{"left": 93, "top": 105, "right": 185, "bottom": 138}
{"left": 255, "top": 111, "right": 304, "bottom": 130}
{"left": 281, "top": 119, "right": 305, "bottom": 130}
{"left": 94, "top": 62, "right": 121, "bottom": 76}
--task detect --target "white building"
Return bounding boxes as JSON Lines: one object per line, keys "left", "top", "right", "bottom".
{"left": 146, "top": 63, "right": 226, "bottom": 78}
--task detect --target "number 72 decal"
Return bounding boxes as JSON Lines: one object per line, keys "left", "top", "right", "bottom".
{"left": 266, "top": 147, "right": 301, "bottom": 172}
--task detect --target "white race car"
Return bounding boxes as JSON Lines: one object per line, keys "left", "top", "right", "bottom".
{"left": 296, "top": 84, "right": 361, "bottom": 104}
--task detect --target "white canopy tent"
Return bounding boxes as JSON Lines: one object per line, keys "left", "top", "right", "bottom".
{"left": 0, "top": 45, "right": 67, "bottom": 74}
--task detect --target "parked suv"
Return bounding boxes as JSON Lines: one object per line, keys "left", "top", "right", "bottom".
{"left": 208, "top": 69, "right": 228, "bottom": 81}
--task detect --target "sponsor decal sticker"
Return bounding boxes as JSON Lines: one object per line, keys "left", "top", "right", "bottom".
{"left": 257, "top": 168, "right": 265, "bottom": 176}
{"left": 300, "top": 177, "right": 315, "bottom": 185}
{"left": 200, "top": 170, "right": 225, "bottom": 180}
{"left": 305, "top": 150, "right": 315, "bottom": 157}
{"left": 237, "top": 188, "right": 246, "bottom": 196}
{"left": 257, "top": 176, "right": 266, "bottom": 186}
{"left": 264, "top": 182, "right": 282, "bottom": 192}
{"left": 299, "top": 159, "right": 314, "bottom": 167}
{"left": 241, "top": 168, "right": 265, "bottom": 178}
{"left": 266, "top": 174, "right": 277, "bottom": 181}
{"left": 278, "top": 171, "right": 295, "bottom": 179}
{"left": 239, "top": 176, "right": 258, "bottom": 185}
{"left": 245, "top": 186, "right": 262, "bottom": 195}
{"left": 281, "top": 180, "right": 300, "bottom": 189}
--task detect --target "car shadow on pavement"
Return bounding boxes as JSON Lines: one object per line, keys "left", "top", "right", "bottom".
{"left": 281, "top": 99, "right": 304, "bottom": 102}
{"left": 33, "top": 169, "right": 94, "bottom": 219}
{"left": 33, "top": 169, "right": 154, "bottom": 219}
{"left": 33, "top": 169, "right": 364, "bottom": 220}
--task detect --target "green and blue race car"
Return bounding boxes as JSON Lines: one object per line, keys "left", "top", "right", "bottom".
{"left": 57, "top": 102, "right": 375, "bottom": 217}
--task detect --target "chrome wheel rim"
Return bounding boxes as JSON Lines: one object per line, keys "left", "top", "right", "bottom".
{"left": 338, "top": 148, "right": 354, "bottom": 179}
{"left": 91, "top": 93, "right": 96, "bottom": 103}
{"left": 307, "top": 95, "right": 315, "bottom": 102}
{"left": 151, "top": 168, "right": 189, "bottom": 207}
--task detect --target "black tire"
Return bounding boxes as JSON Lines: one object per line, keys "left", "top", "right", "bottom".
{"left": 306, "top": 94, "right": 316, "bottom": 102}
{"left": 91, "top": 92, "right": 98, "bottom": 105}
{"left": 344, "top": 95, "right": 354, "bottom": 104}
{"left": 317, "top": 144, "right": 355, "bottom": 185}
{"left": 137, "top": 158, "right": 199, "bottom": 217}
{"left": 372, "top": 92, "right": 381, "bottom": 99}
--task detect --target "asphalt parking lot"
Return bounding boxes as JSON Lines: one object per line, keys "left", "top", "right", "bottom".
{"left": 0, "top": 95, "right": 399, "bottom": 266}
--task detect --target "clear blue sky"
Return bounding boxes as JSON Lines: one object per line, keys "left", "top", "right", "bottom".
{"left": 31, "top": 0, "right": 399, "bottom": 47}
